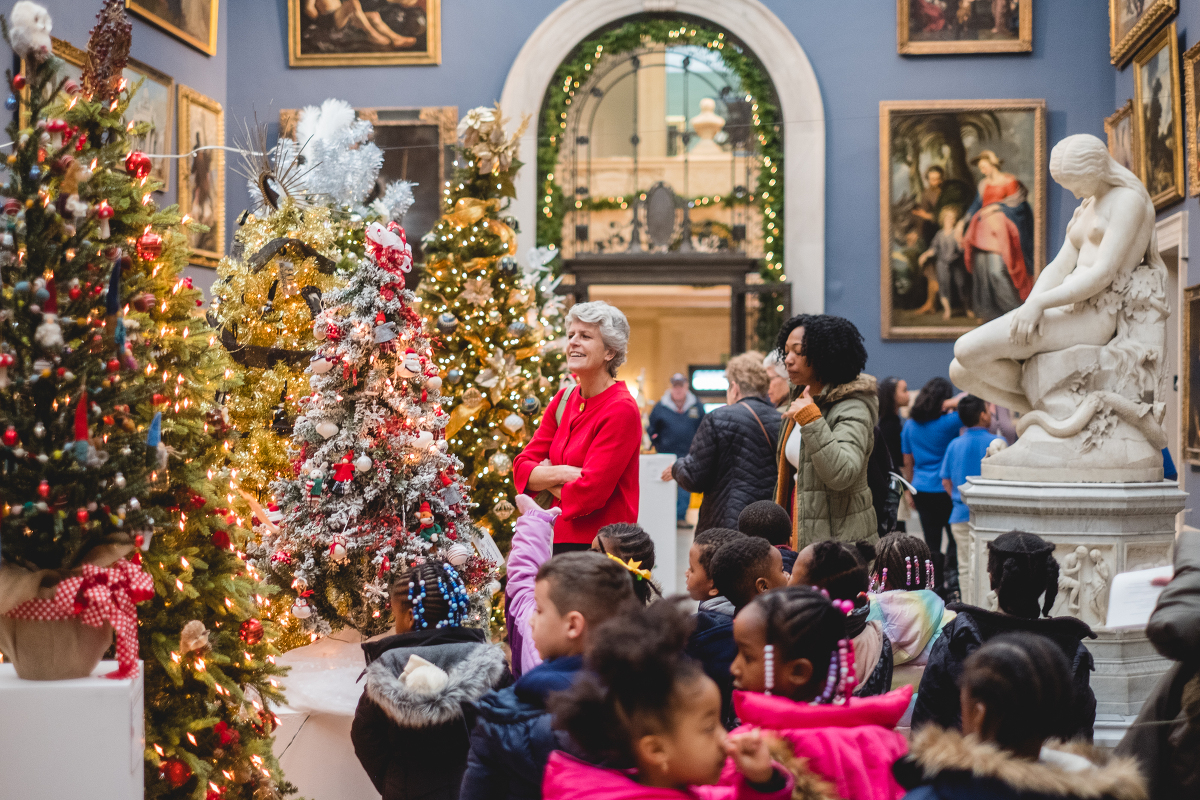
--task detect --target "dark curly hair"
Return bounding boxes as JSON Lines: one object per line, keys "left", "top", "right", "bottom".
{"left": 773, "top": 314, "right": 867, "bottom": 389}
{"left": 804, "top": 540, "right": 876, "bottom": 604}
{"left": 692, "top": 527, "right": 745, "bottom": 579}
{"left": 910, "top": 376, "right": 955, "bottom": 423}
{"left": 961, "top": 632, "right": 1076, "bottom": 749}
{"left": 596, "top": 522, "right": 661, "bottom": 605}
{"left": 987, "top": 530, "right": 1060, "bottom": 619}
{"left": 536, "top": 552, "right": 638, "bottom": 625}
{"left": 549, "top": 599, "right": 704, "bottom": 768}
{"left": 737, "top": 500, "right": 792, "bottom": 547}
{"left": 710, "top": 536, "right": 777, "bottom": 611}
{"left": 872, "top": 532, "right": 934, "bottom": 591}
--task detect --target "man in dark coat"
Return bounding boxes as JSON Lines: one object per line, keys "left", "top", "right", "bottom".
{"left": 648, "top": 372, "right": 705, "bottom": 528}
{"left": 663, "top": 353, "right": 781, "bottom": 533}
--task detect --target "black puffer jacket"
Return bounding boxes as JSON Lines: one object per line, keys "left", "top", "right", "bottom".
{"left": 672, "top": 396, "right": 781, "bottom": 532}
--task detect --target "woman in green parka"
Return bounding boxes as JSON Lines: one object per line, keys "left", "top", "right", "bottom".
{"left": 772, "top": 314, "right": 879, "bottom": 548}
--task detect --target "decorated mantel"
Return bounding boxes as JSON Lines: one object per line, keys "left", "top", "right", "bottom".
{"left": 950, "top": 133, "right": 1184, "bottom": 745}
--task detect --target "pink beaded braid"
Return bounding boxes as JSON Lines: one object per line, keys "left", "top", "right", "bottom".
{"left": 808, "top": 597, "right": 857, "bottom": 705}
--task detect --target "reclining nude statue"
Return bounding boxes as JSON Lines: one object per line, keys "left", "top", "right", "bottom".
{"left": 950, "top": 133, "right": 1169, "bottom": 482}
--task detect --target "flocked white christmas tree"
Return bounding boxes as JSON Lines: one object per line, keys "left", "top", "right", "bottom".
{"left": 248, "top": 220, "right": 500, "bottom": 637}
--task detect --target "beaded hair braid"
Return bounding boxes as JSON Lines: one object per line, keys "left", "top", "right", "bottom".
{"left": 400, "top": 559, "right": 470, "bottom": 629}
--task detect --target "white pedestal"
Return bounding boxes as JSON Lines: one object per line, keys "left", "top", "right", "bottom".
{"left": 0, "top": 660, "right": 144, "bottom": 800}
{"left": 639, "top": 453, "right": 686, "bottom": 595}
{"left": 961, "top": 478, "right": 1184, "bottom": 730}
{"left": 273, "top": 632, "right": 380, "bottom": 800}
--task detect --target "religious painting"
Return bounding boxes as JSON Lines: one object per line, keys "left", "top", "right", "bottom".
{"left": 126, "top": 0, "right": 218, "bottom": 56}
{"left": 279, "top": 105, "right": 455, "bottom": 271}
{"left": 36, "top": 39, "right": 174, "bottom": 191}
{"left": 1183, "top": 41, "right": 1200, "bottom": 196}
{"left": 177, "top": 85, "right": 224, "bottom": 266}
{"left": 898, "top": 0, "right": 1032, "bottom": 55}
{"left": 1133, "top": 23, "right": 1185, "bottom": 210}
{"left": 287, "top": 0, "right": 441, "bottom": 67}
{"left": 1110, "top": 0, "right": 1176, "bottom": 67}
{"left": 1183, "top": 284, "right": 1200, "bottom": 465}
{"left": 880, "top": 99, "right": 1046, "bottom": 341}
{"left": 1105, "top": 100, "right": 1139, "bottom": 178}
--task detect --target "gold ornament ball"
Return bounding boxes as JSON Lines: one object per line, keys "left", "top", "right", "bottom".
{"left": 488, "top": 452, "right": 513, "bottom": 476}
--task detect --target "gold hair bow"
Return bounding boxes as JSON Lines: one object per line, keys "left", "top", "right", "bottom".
{"left": 607, "top": 553, "right": 653, "bottom": 582}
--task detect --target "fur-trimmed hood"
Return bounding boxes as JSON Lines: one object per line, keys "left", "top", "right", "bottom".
{"left": 816, "top": 373, "right": 878, "bottom": 413}
{"left": 898, "top": 726, "right": 1147, "bottom": 800}
{"left": 364, "top": 635, "right": 507, "bottom": 728}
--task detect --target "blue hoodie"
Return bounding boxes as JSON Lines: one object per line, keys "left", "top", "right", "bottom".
{"left": 460, "top": 655, "right": 583, "bottom": 800}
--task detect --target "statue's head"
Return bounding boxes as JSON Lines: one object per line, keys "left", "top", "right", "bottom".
{"left": 1050, "top": 133, "right": 1142, "bottom": 200}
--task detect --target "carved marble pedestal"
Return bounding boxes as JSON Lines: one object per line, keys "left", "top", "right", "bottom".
{"left": 960, "top": 477, "right": 1183, "bottom": 746}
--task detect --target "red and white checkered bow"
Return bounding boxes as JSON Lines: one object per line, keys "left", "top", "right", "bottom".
{"left": 5, "top": 560, "right": 154, "bottom": 679}
{"left": 366, "top": 221, "right": 414, "bottom": 275}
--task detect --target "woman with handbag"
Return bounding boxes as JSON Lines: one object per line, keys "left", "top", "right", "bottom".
{"left": 662, "top": 352, "right": 781, "bottom": 532}
{"left": 513, "top": 301, "right": 642, "bottom": 553}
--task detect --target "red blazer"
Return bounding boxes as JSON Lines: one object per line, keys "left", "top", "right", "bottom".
{"left": 513, "top": 382, "right": 642, "bottom": 544}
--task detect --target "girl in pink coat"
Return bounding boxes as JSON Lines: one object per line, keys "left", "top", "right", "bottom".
{"left": 543, "top": 600, "right": 796, "bottom": 800}
{"left": 727, "top": 586, "right": 913, "bottom": 800}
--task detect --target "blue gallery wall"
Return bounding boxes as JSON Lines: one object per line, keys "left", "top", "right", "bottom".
{"left": 0, "top": 0, "right": 228, "bottom": 292}
{"left": 225, "top": 1, "right": 1115, "bottom": 389}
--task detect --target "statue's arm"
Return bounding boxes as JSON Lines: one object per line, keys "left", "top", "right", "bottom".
{"left": 1026, "top": 234, "right": 1079, "bottom": 301}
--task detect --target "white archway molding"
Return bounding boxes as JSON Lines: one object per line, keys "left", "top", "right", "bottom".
{"left": 498, "top": 0, "right": 825, "bottom": 314}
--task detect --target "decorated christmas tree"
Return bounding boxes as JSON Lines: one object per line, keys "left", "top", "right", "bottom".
{"left": 250, "top": 219, "right": 499, "bottom": 639}
{"left": 0, "top": 3, "right": 292, "bottom": 799}
{"left": 419, "top": 106, "right": 567, "bottom": 550}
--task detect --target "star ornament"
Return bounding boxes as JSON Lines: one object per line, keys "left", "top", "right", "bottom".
{"left": 607, "top": 553, "right": 653, "bottom": 582}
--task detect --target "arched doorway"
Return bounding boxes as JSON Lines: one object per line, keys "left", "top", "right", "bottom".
{"left": 499, "top": 0, "right": 825, "bottom": 317}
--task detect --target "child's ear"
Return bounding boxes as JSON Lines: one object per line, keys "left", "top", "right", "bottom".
{"left": 635, "top": 733, "right": 668, "bottom": 774}
{"left": 784, "top": 657, "right": 814, "bottom": 692}
{"left": 754, "top": 576, "right": 769, "bottom": 594}
{"left": 564, "top": 609, "right": 588, "bottom": 641}
{"left": 707, "top": 581, "right": 719, "bottom": 599}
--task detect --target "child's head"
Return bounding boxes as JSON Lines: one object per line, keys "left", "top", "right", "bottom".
{"left": 710, "top": 536, "right": 789, "bottom": 611}
{"left": 533, "top": 552, "right": 637, "bottom": 660}
{"left": 730, "top": 586, "right": 856, "bottom": 703}
{"left": 790, "top": 539, "right": 875, "bottom": 604}
{"left": 938, "top": 205, "right": 959, "bottom": 228}
{"left": 551, "top": 600, "right": 727, "bottom": 786}
{"left": 737, "top": 501, "right": 792, "bottom": 547}
{"left": 686, "top": 528, "right": 745, "bottom": 601}
{"left": 871, "top": 533, "right": 935, "bottom": 592}
{"left": 960, "top": 632, "right": 1075, "bottom": 754}
{"left": 987, "top": 530, "right": 1059, "bottom": 619}
{"left": 389, "top": 558, "right": 470, "bottom": 633}
{"left": 593, "top": 522, "right": 660, "bottom": 605}
{"left": 957, "top": 394, "right": 990, "bottom": 428}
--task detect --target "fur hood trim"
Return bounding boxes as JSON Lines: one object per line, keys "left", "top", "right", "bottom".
{"left": 818, "top": 374, "right": 878, "bottom": 409}
{"left": 908, "top": 726, "right": 1146, "bottom": 800}
{"left": 364, "top": 642, "right": 507, "bottom": 728}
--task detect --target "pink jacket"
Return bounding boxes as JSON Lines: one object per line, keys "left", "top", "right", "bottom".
{"left": 505, "top": 504, "right": 560, "bottom": 677}
{"left": 723, "top": 687, "right": 912, "bottom": 800}
{"left": 543, "top": 752, "right": 794, "bottom": 800}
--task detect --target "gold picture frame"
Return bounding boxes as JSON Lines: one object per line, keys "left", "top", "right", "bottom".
{"left": 287, "top": 0, "right": 441, "bottom": 67}
{"left": 1183, "top": 41, "right": 1200, "bottom": 196}
{"left": 1133, "top": 23, "right": 1185, "bottom": 210}
{"left": 898, "top": 0, "right": 1032, "bottom": 55}
{"left": 1105, "top": 99, "right": 1140, "bottom": 178}
{"left": 1110, "top": 0, "right": 1176, "bottom": 68}
{"left": 126, "top": 0, "right": 218, "bottom": 56}
{"left": 27, "top": 39, "right": 175, "bottom": 191}
{"left": 177, "top": 85, "right": 224, "bottom": 267}
{"left": 1183, "top": 283, "right": 1200, "bottom": 465}
{"left": 879, "top": 99, "right": 1047, "bottom": 341}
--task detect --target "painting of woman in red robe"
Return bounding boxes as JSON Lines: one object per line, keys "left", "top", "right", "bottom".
{"left": 955, "top": 150, "right": 1035, "bottom": 320}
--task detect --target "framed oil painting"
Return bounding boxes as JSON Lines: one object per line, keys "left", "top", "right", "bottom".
{"left": 288, "top": 0, "right": 441, "bottom": 67}
{"left": 898, "top": 0, "right": 1032, "bottom": 55}
{"left": 880, "top": 99, "right": 1046, "bottom": 341}
{"left": 177, "top": 85, "right": 224, "bottom": 267}
{"left": 126, "top": 0, "right": 218, "bottom": 56}
{"left": 1183, "top": 284, "right": 1200, "bottom": 465}
{"left": 1105, "top": 100, "right": 1139, "bottom": 177}
{"left": 1184, "top": 41, "right": 1200, "bottom": 196}
{"left": 1110, "top": 0, "right": 1176, "bottom": 67}
{"left": 280, "top": 105, "right": 456, "bottom": 270}
{"left": 1133, "top": 23, "right": 1185, "bottom": 210}
{"left": 34, "top": 39, "right": 174, "bottom": 191}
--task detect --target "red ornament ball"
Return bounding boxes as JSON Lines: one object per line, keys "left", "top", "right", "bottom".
{"left": 2, "top": 426, "right": 17, "bottom": 446}
{"left": 239, "top": 618, "right": 264, "bottom": 645}
{"left": 106, "top": 358, "right": 120, "bottom": 373}
{"left": 68, "top": 286, "right": 81, "bottom": 300}
{"left": 76, "top": 508, "right": 89, "bottom": 525}
{"left": 11, "top": 74, "right": 25, "bottom": 91}
{"left": 211, "top": 529, "right": 231, "bottom": 550}
{"left": 152, "top": 394, "right": 167, "bottom": 405}
{"left": 159, "top": 759, "right": 191, "bottom": 788}
{"left": 124, "top": 151, "right": 152, "bottom": 180}
{"left": 37, "top": 480, "right": 49, "bottom": 499}
{"left": 136, "top": 231, "right": 163, "bottom": 261}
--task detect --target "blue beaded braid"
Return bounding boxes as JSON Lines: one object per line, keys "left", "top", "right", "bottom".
{"left": 409, "top": 578, "right": 429, "bottom": 629}
{"left": 437, "top": 563, "right": 471, "bottom": 628}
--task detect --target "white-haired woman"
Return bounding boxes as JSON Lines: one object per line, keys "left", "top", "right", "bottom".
{"left": 513, "top": 301, "right": 642, "bottom": 552}
{"left": 950, "top": 133, "right": 1158, "bottom": 414}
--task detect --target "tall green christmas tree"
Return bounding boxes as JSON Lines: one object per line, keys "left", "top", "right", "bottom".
{"left": 0, "top": 3, "right": 292, "bottom": 798}
{"left": 420, "top": 106, "right": 566, "bottom": 550}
